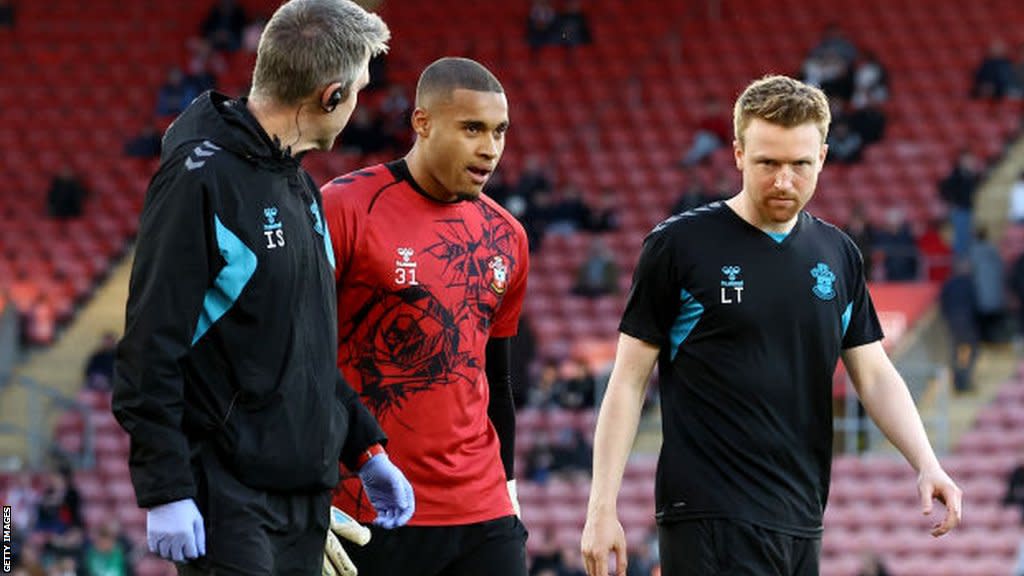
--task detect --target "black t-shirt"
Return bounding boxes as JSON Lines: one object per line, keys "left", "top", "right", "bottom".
{"left": 620, "top": 202, "right": 883, "bottom": 537}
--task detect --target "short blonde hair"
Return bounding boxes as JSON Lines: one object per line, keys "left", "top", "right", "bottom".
{"left": 733, "top": 75, "right": 831, "bottom": 146}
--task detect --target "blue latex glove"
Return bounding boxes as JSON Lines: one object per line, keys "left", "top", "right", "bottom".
{"left": 147, "top": 498, "right": 206, "bottom": 562}
{"left": 358, "top": 453, "right": 415, "bottom": 529}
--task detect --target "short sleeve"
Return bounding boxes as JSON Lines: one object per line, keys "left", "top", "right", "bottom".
{"left": 619, "top": 229, "right": 680, "bottom": 346}
{"left": 841, "top": 241, "right": 884, "bottom": 349}
{"left": 321, "top": 181, "right": 359, "bottom": 281}
{"left": 490, "top": 220, "right": 529, "bottom": 338}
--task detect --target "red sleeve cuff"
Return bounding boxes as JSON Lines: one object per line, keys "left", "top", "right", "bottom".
{"left": 356, "top": 443, "right": 385, "bottom": 469}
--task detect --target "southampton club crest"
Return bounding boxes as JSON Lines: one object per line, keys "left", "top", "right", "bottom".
{"left": 811, "top": 262, "right": 836, "bottom": 300}
{"left": 488, "top": 255, "right": 508, "bottom": 295}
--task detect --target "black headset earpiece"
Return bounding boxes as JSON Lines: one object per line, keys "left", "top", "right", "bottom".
{"left": 323, "top": 87, "right": 343, "bottom": 113}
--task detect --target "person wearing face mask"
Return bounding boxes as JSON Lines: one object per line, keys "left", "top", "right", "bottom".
{"left": 321, "top": 57, "right": 529, "bottom": 576}
{"left": 580, "top": 75, "right": 962, "bottom": 576}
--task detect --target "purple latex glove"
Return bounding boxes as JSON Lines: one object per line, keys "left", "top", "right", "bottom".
{"left": 358, "top": 453, "right": 415, "bottom": 528}
{"left": 147, "top": 498, "right": 206, "bottom": 562}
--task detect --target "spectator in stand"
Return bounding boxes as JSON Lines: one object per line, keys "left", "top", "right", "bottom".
{"left": 155, "top": 67, "right": 200, "bottom": 117}
{"left": 810, "top": 22, "right": 858, "bottom": 66}
{"left": 573, "top": 237, "right": 620, "bottom": 298}
{"left": 12, "top": 540, "right": 46, "bottom": 576}
{"left": 848, "top": 97, "right": 887, "bottom": 147}
{"left": 551, "top": 427, "right": 591, "bottom": 476}
{"left": 939, "top": 149, "right": 983, "bottom": 256}
{"left": 968, "top": 228, "right": 1009, "bottom": 343}
{"left": 0, "top": 0, "right": 14, "bottom": 27}
{"left": 84, "top": 331, "right": 118, "bottom": 392}
{"left": 586, "top": 187, "right": 621, "bottom": 233}
{"left": 679, "top": 96, "right": 730, "bottom": 167}
{"left": 851, "top": 51, "right": 889, "bottom": 109}
{"left": 485, "top": 167, "right": 513, "bottom": 206}
{"left": 825, "top": 119, "right": 864, "bottom": 164}
{"left": 517, "top": 155, "right": 554, "bottom": 207}
{"left": 547, "top": 184, "right": 592, "bottom": 235}
{"left": 1009, "top": 170, "right": 1024, "bottom": 223}
{"left": 671, "top": 173, "right": 713, "bottom": 216}
{"left": 201, "top": 0, "right": 247, "bottom": 52}
{"left": 503, "top": 193, "right": 544, "bottom": 252}
{"left": 123, "top": 122, "right": 162, "bottom": 159}
{"left": 558, "top": 357, "right": 596, "bottom": 410}
{"left": 4, "top": 470, "right": 40, "bottom": 534}
{"left": 553, "top": 0, "right": 592, "bottom": 47}
{"left": 916, "top": 218, "right": 953, "bottom": 283}
{"left": 972, "top": 39, "right": 1015, "bottom": 99}
{"left": 35, "top": 469, "right": 84, "bottom": 560}
{"left": 802, "top": 23, "right": 857, "bottom": 100}
{"left": 528, "top": 359, "right": 565, "bottom": 410}
{"left": 526, "top": 0, "right": 557, "bottom": 50}
{"left": 79, "top": 519, "right": 134, "bottom": 576}
{"left": 525, "top": 435, "right": 555, "bottom": 484}
{"left": 46, "top": 167, "right": 87, "bottom": 220}
{"left": 844, "top": 206, "right": 877, "bottom": 281}
{"left": 940, "top": 259, "right": 979, "bottom": 393}
{"left": 873, "top": 207, "right": 920, "bottom": 281}
{"left": 185, "top": 37, "right": 227, "bottom": 94}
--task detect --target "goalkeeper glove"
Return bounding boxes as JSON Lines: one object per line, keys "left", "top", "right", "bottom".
{"left": 323, "top": 506, "right": 371, "bottom": 576}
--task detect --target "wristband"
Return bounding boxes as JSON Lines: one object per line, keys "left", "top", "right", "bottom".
{"left": 356, "top": 443, "right": 385, "bottom": 469}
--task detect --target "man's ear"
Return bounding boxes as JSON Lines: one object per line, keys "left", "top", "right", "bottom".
{"left": 411, "top": 107, "right": 430, "bottom": 138}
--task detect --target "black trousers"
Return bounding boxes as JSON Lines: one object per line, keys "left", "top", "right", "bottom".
{"left": 176, "top": 444, "right": 332, "bottom": 576}
{"left": 345, "top": 515, "right": 528, "bottom": 576}
{"left": 658, "top": 519, "right": 820, "bottom": 576}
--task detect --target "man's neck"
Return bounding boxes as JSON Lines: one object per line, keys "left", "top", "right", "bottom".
{"left": 246, "top": 97, "right": 314, "bottom": 156}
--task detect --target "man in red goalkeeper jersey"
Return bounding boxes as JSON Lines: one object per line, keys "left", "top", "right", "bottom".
{"left": 321, "top": 57, "right": 529, "bottom": 576}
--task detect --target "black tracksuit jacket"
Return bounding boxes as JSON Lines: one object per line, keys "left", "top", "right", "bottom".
{"left": 113, "top": 91, "right": 385, "bottom": 508}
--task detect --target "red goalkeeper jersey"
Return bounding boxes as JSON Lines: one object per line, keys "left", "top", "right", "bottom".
{"left": 322, "top": 160, "right": 529, "bottom": 525}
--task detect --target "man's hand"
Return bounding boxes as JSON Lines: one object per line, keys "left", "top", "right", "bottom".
{"left": 918, "top": 466, "right": 963, "bottom": 537}
{"left": 581, "top": 509, "right": 627, "bottom": 576}
{"left": 359, "top": 453, "right": 415, "bottom": 529}
{"left": 323, "top": 507, "right": 371, "bottom": 576}
{"left": 147, "top": 498, "right": 206, "bottom": 563}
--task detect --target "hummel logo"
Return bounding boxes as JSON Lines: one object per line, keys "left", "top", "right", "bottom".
{"left": 184, "top": 140, "right": 222, "bottom": 171}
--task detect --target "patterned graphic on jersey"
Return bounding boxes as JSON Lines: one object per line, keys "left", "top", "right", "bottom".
{"left": 340, "top": 200, "right": 519, "bottom": 423}
{"left": 341, "top": 284, "right": 472, "bottom": 423}
{"left": 423, "top": 201, "right": 518, "bottom": 333}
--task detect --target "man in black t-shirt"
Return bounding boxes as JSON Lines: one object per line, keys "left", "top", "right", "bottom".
{"left": 580, "top": 75, "right": 962, "bottom": 576}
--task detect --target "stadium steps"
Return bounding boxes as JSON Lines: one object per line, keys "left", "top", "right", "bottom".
{"left": 975, "top": 133, "right": 1024, "bottom": 244}
{"left": 0, "top": 251, "right": 131, "bottom": 466}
